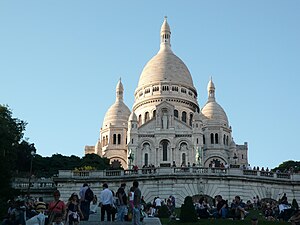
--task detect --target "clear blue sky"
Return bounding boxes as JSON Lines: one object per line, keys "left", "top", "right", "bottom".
{"left": 1, "top": 1, "right": 299, "bottom": 169}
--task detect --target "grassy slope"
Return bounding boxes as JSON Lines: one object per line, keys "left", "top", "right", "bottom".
{"left": 160, "top": 210, "right": 289, "bottom": 225}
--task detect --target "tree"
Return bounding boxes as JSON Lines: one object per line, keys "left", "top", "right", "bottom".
{"left": 0, "top": 105, "right": 26, "bottom": 217}
{"left": 272, "top": 160, "right": 300, "bottom": 173}
{"left": 80, "top": 153, "right": 110, "bottom": 170}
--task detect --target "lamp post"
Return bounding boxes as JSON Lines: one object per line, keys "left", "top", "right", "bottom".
{"left": 27, "top": 150, "right": 36, "bottom": 197}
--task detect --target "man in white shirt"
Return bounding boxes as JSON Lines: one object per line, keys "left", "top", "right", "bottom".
{"left": 99, "top": 183, "right": 113, "bottom": 221}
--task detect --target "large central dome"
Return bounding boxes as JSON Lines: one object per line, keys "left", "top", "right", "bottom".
{"left": 137, "top": 17, "right": 195, "bottom": 90}
{"left": 137, "top": 47, "right": 194, "bottom": 88}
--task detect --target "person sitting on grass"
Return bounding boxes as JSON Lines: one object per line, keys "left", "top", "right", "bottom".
{"left": 213, "top": 195, "right": 228, "bottom": 219}
{"left": 230, "top": 196, "right": 249, "bottom": 220}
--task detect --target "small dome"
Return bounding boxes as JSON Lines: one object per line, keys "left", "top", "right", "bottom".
{"left": 128, "top": 111, "right": 137, "bottom": 121}
{"left": 161, "top": 16, "right": 170, "bottom": 33}
{"left": 202, "top": 101, "right": 229, "bottom": 126}
{"left": 207, "top": 78, "right": 215, "bottom": 92}
{"left": 102, "top": 79, "right": 130, "bottom": 128}
{"left": 102, "top": 101, "right": 130, "bottom": 128}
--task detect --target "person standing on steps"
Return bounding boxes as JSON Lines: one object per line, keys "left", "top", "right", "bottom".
{"left": 132, "top": 180, "right": 141, "bottom": 225}
{"left": 79, "top": 183, "right": 94, "bottom": 221}
{"left": 99, "top": 183, "right": 113, "bottom": 221}
{"left": 116, "top": 183, "right": 128, "bottom": 222}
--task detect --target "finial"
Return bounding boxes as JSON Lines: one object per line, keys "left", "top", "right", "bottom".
{"left": 119, "top": 77, "right": 122, "bottom": 82}
{"left": 164, "top": 16, "right": 167, "bottom": 20}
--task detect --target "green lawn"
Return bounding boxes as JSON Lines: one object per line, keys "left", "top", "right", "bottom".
{"left": 160, "top": 210, "right": 289, "bottom": 225}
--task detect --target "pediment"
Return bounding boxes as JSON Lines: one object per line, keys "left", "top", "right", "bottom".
{"left": 174, "top": 118, "right": 192, "bottom": 131}
{"left": 138, "top": 118, "right": 156, "bottom": 131}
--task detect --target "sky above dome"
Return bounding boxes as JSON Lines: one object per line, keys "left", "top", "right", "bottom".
{"left": 1, "top": 0, "right": 299, "bottom": 169}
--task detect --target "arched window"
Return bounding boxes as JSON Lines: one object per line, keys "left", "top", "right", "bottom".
{"left": 180, "top": 142, "right": 188, "bottom": 151}
{"left": 203, "top": 135, "right": 206, "bottom": 145}
{"left": 105, "top": 135, "right": 108, "bottom": 145}
{"left": 174, "top": 109, "right": 178, "bottom": 118}
{"left": 113, "top": 134, "right": 117, "bottom": 144}
{"left": 117, "top": 134, "right": 121, "bottom": 145}
{"left": 102, "top": 137, "right": 105, "bottom": 146}
{"left": 215, "top": 133, "right": 219, "bottom": 144}
{"left": 226, "top": 135, "right": 229, "bottom": 146}
{"left": 153, "top": 110, "right": 156, "bottom": 118}
{"left": 223, "top": 134, "right": 226, "bottom": 145}
{"left": 143, "top": 142, "right": 150, "bottom": 150}
{"left": 210, "top": 133, "right": 214, "bottom": 144}
{"left": 131, "top": 138, "right": 133, "bottom": 144}
{"left": 189, "top": 113, "right": 193, "bottom": 126}
{"left": 182, "top": 153, "right": 186, "bottom": 165}
{"left": 197, "top": 138, "right": 199, "bottom": 144}
{"left": 145, "top": 112, "right": 149, "bottom": 122}
{"left": 138, "top": 114, "right": 142, "bottom": 126}
{"left": 182, "top": 111, "right": 187, "bottom": 123}
{"left": 144, "top": 153, "right": 149, "bottom": 166}
{"left": 161, "top": 140, "right": 169, "bottom": 161}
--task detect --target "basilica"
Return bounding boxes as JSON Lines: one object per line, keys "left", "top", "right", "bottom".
{"left": 85, "top": 17, "right": 248, "bottom": 169}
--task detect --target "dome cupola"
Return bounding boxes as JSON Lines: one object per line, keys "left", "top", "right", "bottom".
{"left": 134, "top": 17, "right": 199, "bottom": 114}
{"left": 202, "top": 78, "right": 229, "bottom": 127}
{"left": 102, "top": 79, "right": 131, "bottom": 129}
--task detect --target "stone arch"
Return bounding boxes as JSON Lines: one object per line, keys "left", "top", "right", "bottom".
{"left": 204, "top": 156, "right": 227, "bottom": 168}
{"left": 192, "top": 194, "right": 215, "bottom": 207}
{"left": 140, "top": 139, "right": 155, "bottom": 150}
{"left": 109, "top": 156, "right": 126, "bottom": 169}
{"left": 159, "top": 139, "right": 170, "bottom": 162}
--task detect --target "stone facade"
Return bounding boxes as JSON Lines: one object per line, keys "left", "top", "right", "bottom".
{"left": 55, "top": 168, "right": 300, "bottom": 206}
{"left": 85, "top": 17, "right": 248, "bottom": 169}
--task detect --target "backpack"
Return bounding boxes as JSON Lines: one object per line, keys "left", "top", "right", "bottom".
{"left": 85, "top": 188, "right": 94, "bottom": 202}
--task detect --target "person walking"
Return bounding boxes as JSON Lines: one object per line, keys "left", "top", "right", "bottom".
{"left": 132, "top": 180, "right": 141, "bottom": 225}
{"left": 99, "top": 183, "right": 113, "bottom": 221}
{"left": 65, "top": 193, "right": 84, "bottom": 225}
{"left": 48, "top": 190, "right": 66, "bottom": 225}
{"left": 116, "top": 183, "right": 128, "bottom": 222}
{"left": 79, "top": 183, "right": 93, "bottom": 221}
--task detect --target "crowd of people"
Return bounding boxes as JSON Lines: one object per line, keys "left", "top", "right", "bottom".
{"left": 193, "top": 193, "right": 300, "bottom": 224}
{"left": 1, "top": 180, "right": 143, "bottom": 225}
{"left": 2, "top": 183, "right": 300, "bottom": 225}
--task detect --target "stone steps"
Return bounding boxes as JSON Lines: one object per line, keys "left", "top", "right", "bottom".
{"left": 80, "top": 207, "right": 161, "bottom": 225}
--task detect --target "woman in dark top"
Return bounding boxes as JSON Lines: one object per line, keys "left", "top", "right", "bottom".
{"left": 66, "top": 193, "right": 83, "bottom": 225}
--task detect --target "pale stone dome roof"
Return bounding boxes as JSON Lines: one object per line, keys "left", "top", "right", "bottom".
{"left": 128, "top": 111, "right": 137, "bottom": 121}
{"left": 137, "top": 48, "right": 194, "bottom": 88}
{"left": 202, "top": 78, "right": 229, "bottom": 126}
{"left": 137, "top": 17, "right": 195, "bottom": 89}
{"left": 102, "top": 79, "right": 131, "bottom": 128}
{"left": 202, "top": 101, "right": 229, "bottom": 126}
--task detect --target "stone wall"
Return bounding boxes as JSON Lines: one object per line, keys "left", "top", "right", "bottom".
{"left": 54, "top": 167, "right": 300, "bottom": 206}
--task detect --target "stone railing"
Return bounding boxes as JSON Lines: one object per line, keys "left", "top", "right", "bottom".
{"left": 11, "top": 177, "right": 56, "bottom": 190}
{"left": 57, "top": 167, "right": 299, "bottom": 181}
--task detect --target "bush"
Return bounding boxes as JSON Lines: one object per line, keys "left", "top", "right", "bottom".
{"left": 180, "top": 196, "right": 197, "bottom": 222}
{"left": 158, "top": 204, "right": 170, "bottom": 218}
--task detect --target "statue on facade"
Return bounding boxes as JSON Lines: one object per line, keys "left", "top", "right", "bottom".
{"left": 162, "top": 111, "right": 168, "bottom": 129}
{"left": 195, "top": 147, "right": 202, "bottom": 165}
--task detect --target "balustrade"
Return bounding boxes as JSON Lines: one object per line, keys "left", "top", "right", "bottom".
{"left": 56, "top": 167, "right": 296, "bottom": 181}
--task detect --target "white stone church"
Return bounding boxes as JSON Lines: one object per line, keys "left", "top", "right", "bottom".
{"left": 85, "top": 17, "right": 248, "bottom": 169}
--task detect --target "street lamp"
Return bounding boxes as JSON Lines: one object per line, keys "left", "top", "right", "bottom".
{"left": 27, "top": 150, "right": 36, "bottom": 197}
